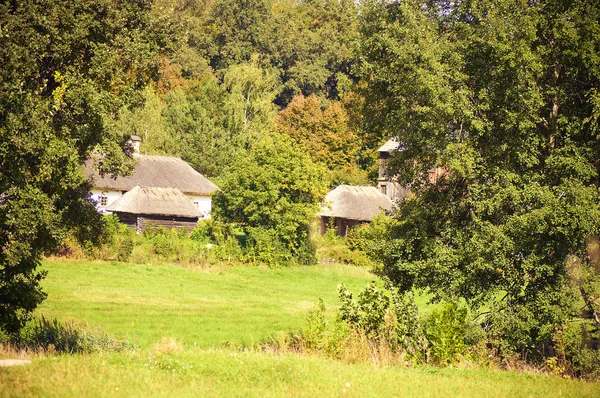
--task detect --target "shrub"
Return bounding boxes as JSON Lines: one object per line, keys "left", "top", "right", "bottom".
{"left": 151, "top": 231, "right": 177, "bottom": 258}
{"left": 424, "top": 302, "right": 468, "bottom": 365}
{"left": 303, "top": 299, "right": 327, "bottom": 351}
{"left": 190, "top": 219, "right": 238, "bottom": 245}
{"left": 246, "top": 227, "right": 292, "bottom": 266}
{"left": 554, "top": 321, "right": 600, "bottom": 379}
{"left": 338, "top": 282, "right": 389, "bottom": 337}
{"left": 338, "top": 282, "right": 428, "bottom": 362}
{"left": 15, "top": 317, "right": 132, "bottom": 354}
{"left": 313, "top": 222, "right": 374, "bottom": 266}
{"left": 213, "top": 235, "right": 244, "bottom": 263}
{"left": 97, "top": 214, "right": 134, "bottom": 262}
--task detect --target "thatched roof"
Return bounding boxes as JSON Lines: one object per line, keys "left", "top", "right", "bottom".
{"left": 319, "top": 185, "right": 393, "bottom": 221}
{"left": 378, "top": 138, "right": 404, "bottom": 153}
{"left": 85, "top": 154, "right": 219, "bottom": 195}
{"left": 106, "top": 186, "right": 204, "bottom": 218}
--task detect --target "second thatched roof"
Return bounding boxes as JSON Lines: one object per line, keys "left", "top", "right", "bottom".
{"left": 106, "top": 186, "right": 204, "bottom": 218}
{"left": 319, "top": 185, "right": 393, "bottom": 221}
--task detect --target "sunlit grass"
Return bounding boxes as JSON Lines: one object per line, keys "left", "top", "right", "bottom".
{"left": 2, "top": 259, "right": 598, "bottom": 397}
{"left": 36, "top": 260, "right": 378, "bottom": 348}
{"left": 2, "top": 348, "right": 599, "bottom": 397}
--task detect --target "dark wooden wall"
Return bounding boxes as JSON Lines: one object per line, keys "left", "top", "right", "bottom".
{"left": 320, "top": 216, "right": 365, "bottom": 237}
{"left": 115, "top": 212, "right": 198, "bottom": 233}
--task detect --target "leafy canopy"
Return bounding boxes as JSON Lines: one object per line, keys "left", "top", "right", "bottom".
{"left": 0, "top": 0, "right": 158, "bottom": 334}
{"left": 356, "top": 0, "right": 600, "bottom": 353}
{"left": 212, "top": 134, "right": 327, "bottom": 264}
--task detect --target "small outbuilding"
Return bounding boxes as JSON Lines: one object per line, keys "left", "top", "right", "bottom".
{"left": 106, "top": 186, "right": 204, "bottom": 233}
{"left": 319, "top": 185, "right": 394, "bottom": 236}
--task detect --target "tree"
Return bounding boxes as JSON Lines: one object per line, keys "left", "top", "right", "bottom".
{"left": 0, "top": 0, "right": 158, "bottom": 334}
{"left": 357, "top": 0, "right": 600, "bottom": 355}
{"left": 117, "top": 86, "right": 181, "bottom": 156}
{"left": 206, "top": 0, "right": 272, "bottom": 70}
{"left": 266, "top": 0, "right": 359, "bottom": 104}
{"left": 212, "top": 134, "right": 327, "bottom": 265}
{"left": 222, "top": 56, "right": 280, "bottom": 138}
{"left": 276, "top": 94, "right": 367, "bottom": 185}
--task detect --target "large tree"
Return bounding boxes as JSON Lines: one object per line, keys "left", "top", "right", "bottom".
{"left": 212, "top": 133, "right": 326, "bottom": 265}
{"left": 0, "top": 0, "right": 159, "bottom": 334}
{"left": 357, "top": 0, "right": 600, "bottom": 354}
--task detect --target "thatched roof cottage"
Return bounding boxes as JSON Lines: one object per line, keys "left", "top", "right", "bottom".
{"left": 106, "top": 186, "right": 204, "bottom": 232}
{"left": 85, "top": 154, "right": 219, "bottom": 222}
{"left": 319, "top": 185, "right": 393, "bottom": 236}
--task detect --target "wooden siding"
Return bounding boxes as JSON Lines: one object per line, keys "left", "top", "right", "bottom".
{"left": 138, "top": 215, "right": 198, "bottom": 232}
{"left": 115, "top": 212, "right": 198, "bottom": 232}
{"left": 115, "top": 213, "right": 137, "bottom": 229}
{"left": 320, "top": 216, "right": 365, "bottom": 237}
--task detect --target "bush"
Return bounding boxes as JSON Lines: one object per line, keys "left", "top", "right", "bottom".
{"left": 246, "top": 227, "right": 292, "bottom": 266}
{"left": 15, "top": 317, "right": 132, "bottom": 354}
{"left": 97, "top": 214, "right": 134, "bottom": 262}
{"left": 190, "top": 219, "right": 238, "bottom": 245}
{"left": 303, "top": 299, "right": 327, "bottom": 351}
{"left": 150, "top": 229, "right": 177, "bottom": 258}
{"left": 313, "top": 222, "right": 374, "bottom": 266}
{"left": 424, "top": 302, "right": 468, "bottom": 365}
{"left": 552, "top": 322, "right": 600, "bottom": 379}
{"left": 346, "top": 213, "right": 396, "bottom": 270}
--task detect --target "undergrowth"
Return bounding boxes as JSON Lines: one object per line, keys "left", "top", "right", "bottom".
{"left": 56, "top": 214, "right": 372, "bottom": 268}
{"left": 4, "top": 317, "right": 134, "bottom": 355}
{"left": 261, "top": 282, "right": 600, "bottom": 381}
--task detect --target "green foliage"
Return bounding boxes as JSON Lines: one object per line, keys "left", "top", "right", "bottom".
{"left": 213, "top": 134, "right": 327, "bottom": 265}
{"left": 313, "top": 225, "right": 373, "bottom": 267}
{"left": 338, "top": 282, "right": 389, "bottom": 337}
{"left": 246, "top": 227, "right": 293, "bottom": 266}
{"left": 0, "top": 0, "right": 159, "bottom": 335}
{"left": 14, "top": 316, "right": 132, "bottom": 354}
{"left": 336, "top": 282, "right": 428, "bottom": 362}
{"left": 355, "top": 0, "right": 600, "bottom": 361}
{"left": 151, "top": 231, "right": 177, "bottom": 258}
{"left": 99, "top": 215, "right": 134, "bottom": 262}
{"left": 346, "top": 213, "right": 396, "bottom": 268}
{"left": 424, "top": 302, "right": 468, "bottom": 365}
{"left": 552, "top": 322, "right": 600, "bottom": 379}
{"left": 303, "top": 299, "right": 327, "bottom": 351}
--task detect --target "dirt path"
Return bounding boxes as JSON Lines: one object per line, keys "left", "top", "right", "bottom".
{"left": 0, "top": 359, "right": 31, "bottom": 367}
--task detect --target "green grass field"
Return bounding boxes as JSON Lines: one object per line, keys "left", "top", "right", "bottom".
{"left": 34, "top": 260, "right": 379, "bottom": 348}
{"left": 2, "top": 259, "right": 600, "bottom": 397}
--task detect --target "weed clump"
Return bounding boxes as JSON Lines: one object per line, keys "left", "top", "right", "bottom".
{"left": 9, "top": 317, "right": 133, "bottom": 354}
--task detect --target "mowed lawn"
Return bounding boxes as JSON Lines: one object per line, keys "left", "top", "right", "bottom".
{"left": 2, "top": 260, "right": 600, "bottom": 397}
{"left": 35, "top": 260, "right": 379, "bottom": 348}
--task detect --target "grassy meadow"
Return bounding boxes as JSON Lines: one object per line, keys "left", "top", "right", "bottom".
{"left": 1, "top": 259, "right": 600, "bottom": 397}
{"left": 33, "top": 260, "right": 378, "bottom": 348}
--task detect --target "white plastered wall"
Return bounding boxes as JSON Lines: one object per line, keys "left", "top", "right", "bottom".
{"left": 186, "top": 195, "right": 213, "bottom": 218}
{"left": 90, "top": 189, "right": 123, "bottom": 213}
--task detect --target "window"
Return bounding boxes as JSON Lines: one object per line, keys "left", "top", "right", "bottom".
{"left": 193, "top": 201, "right": 199, "bottom": 208}
{"left": 379, "top": 184, "right": 387, "bottom": 195}
{"left": 100, "top": 195, "right": 108, "bottom": 206}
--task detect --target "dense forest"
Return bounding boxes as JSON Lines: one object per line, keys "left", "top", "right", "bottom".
{"left": 2, "top": 0, "right": 600, "bottom": 378}
{"left": 105, "top": 0, "right": 376, "bottom": 184}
